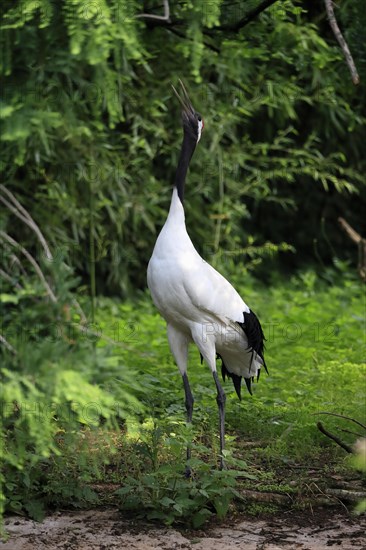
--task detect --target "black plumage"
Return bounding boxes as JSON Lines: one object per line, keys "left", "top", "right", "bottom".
{"left": 216, "top": 309, "right": 267, "bottom": 399}
{"left": 220, "top": 357, "right": 243, "bottom": 400}
{"left": 238, "top": 309, "right": 268, "bottom": 373}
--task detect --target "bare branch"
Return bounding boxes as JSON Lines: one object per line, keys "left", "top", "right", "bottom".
{"left": 136, "top": 0, "right": 280, "bottom": 36}
{"left": 0, "top": 268, "right": 22, "bottom": 290}
{"left": 9, "top": 253, "right": 27, "bottom": 277}
{"left": 0, "top": 231, "right": 57, "bottom": 303}
{"left": 0, "top": 184, "right": 53, "bottom": 261}
{"left": 136, "top": 0, "right": 170, "bottom": 22}
{"left": 0, "top": 195, "right": 30, "bottom": 226}
{"left": 315, "top": 411, "right": 366, "bottom": 431}
{"left": 168, "top": 25, "right": 220, "bottom": 54}
{"left": 339, "top": 428, "right": 366, "bottom": 438}
{"left": 324, "top": 0, "right": 360, "bottom": 85}
{"left": 217, "top": 0, "right": 280, "bottom": 32}
{"left": 338, "top": 217, "right": 362, "bottom": 244}
{"left": 1, "top": 186, "right": 88, "bottom": 320}
{"left": 317, "top": 421, "right": 353, "bottom": 454}
{"left": 71, "top": 299, "right": 87, "bottom": 324}
{"left": 0, "top": 334, "right": 17, "bottom": 355}
{"left": 338, "top": 217, "right": 366, "bottom": 282}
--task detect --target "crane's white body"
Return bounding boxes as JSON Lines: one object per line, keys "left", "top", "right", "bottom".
{"left": 147, "top": 188, "right": 263, "bottom": 383}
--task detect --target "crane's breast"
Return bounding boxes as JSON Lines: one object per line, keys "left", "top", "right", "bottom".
{"left": 147, "top": 252, "right": 200, "bottom": 323}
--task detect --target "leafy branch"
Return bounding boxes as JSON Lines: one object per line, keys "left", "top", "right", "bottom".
{"left": 136, "top": 0, "right": 281, "bottom": 34}
{"left": 0, "top": 186, "right": 137, "bottom": 351}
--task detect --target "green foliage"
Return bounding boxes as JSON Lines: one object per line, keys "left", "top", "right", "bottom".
{"left": 117, "top": 463, "right": 237, "bottom": 528}
{"left": 1, "top": 0, "right": 365, "bottom": 294}
{"left": 1, "top": 267, "right": 365, "bottom": 526}
{"left": 1, "top": 0, "right": 366, "bottom": 531}
{"left": 115, "top": 420, "right": 255, "bottom": 527}
{"left": 103, "top": 269, "right": 366, "bottom": 462}
{"left": 352, "top": 439, "right": 366, "bottom": 513}
{"left": 0, "top": 233, "right": 141, "bottom": 522}
{"left": 0, "top": 341, "right": 138, "bottom": 518}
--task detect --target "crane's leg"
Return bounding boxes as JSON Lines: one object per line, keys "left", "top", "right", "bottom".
{"left": 182, "top": 372, "right": 194, "bottom": 425}
{"left": 167, "top": 324, "right": 193, "bottom": 476}
{"left": 213, "top": 370, "right": 226, "bottom": 470}
{"left": 190, "top": 324, "right": 226, "bottom": 470}
{"left": 182, "top": 372, "right": 194, "bottom": 476}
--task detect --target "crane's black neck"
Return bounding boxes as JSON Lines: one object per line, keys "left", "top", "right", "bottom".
{"left": 174, "top": 131, "right": 197, "bottom": 204}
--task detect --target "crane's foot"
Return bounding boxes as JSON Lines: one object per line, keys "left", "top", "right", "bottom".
{"left": 184, "top": 446, "right": 193, "bottom": 478}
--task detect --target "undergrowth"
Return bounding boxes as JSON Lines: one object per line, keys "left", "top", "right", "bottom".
{"left": 1, "top": 268, "right": 365, "bottom": 527}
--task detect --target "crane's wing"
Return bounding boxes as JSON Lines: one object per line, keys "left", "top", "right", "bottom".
{"left": 182, "top": 257, "right": 267, "bottom": 371}
{"left": 182, "top": 258, "right": 249, "bottom": 326}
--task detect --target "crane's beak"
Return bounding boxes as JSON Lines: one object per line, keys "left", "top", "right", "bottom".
{"left": 171, "top": 79, "right": 195, "bottom": 118}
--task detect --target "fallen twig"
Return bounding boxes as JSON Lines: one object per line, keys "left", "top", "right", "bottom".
{"left": 315, "top": 412, "right": 366, "bottom": 432}
{"left": 317, "top": 421, "right": 353, "bottom": 454}
{"left": 339, "top": 428, "right": 365, "bottom": 438}
{"left": 324, "top": 487, "right": 366, "bottom": 502}
{"left": 238, "top": 488, "right": 293, "bottom": 505}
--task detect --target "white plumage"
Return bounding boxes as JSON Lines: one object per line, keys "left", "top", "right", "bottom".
{"left": 148, "top": 188, "right": 263, "bottom": 379}
{"left": 147, "top": 81, "right": 267, "bottom": 470}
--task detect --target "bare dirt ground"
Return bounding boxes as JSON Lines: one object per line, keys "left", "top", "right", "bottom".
{"left": 1, "top": 507, "right": 365, "bottom": 550}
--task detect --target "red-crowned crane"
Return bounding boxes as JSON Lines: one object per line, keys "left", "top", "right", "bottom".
{"left": 147, "top": 81, "right": 267, "bottom": 471}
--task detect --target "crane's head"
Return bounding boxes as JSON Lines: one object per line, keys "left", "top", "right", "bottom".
{"left": 172, "top": 80, "right": 204, "bottom": 144}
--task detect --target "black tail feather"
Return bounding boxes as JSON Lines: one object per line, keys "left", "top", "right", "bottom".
{"left": 244, "top": 377, "right": 253, "bottom": 396}
{"left": 238, "top": 309, "right": 268, "bottom": 373}
{"left": 221, "top": 359, "right": 242, "bottom": 400}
